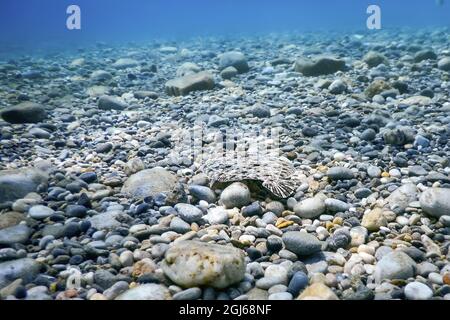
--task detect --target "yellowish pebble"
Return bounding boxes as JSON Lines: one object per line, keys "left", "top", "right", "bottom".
{"left": 381, "top": 172, "right": 390, "bottom": 177}
{"left": 276, "top": 219, "right": 294, "bottom": 229}
{"left": 332, "top": 217, "right": 343, "bottom": 225}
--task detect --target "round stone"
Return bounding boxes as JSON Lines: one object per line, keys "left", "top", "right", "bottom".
{"left": 28, "top": 205, "right": 54, "bottom": 220}
{"left": 404, "top": 282, "right": 433, "bottom": 300}
{"left": 220, "top": 182, "right": 251, "bottom": 209}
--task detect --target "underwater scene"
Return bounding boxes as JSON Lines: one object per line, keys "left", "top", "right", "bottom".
{"left": 0, "top": 0, "right": 449, "bottom": 302}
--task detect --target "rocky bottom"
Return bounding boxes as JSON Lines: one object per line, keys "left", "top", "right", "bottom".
{"left": 0, "top": 28, "right": 450, "bottom": 300}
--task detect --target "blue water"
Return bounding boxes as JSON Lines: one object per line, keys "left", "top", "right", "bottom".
{"left": 0, "top": 0, "right": 449, "bottom": 48}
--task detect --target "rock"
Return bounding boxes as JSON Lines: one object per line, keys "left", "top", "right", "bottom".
{"left": 438, "top": 57, "right": 450, "bottom": 71}
{"left": 219, "top": 52, "right": 249, "bottom": 73}
{"left": 248, "top": 104, "right": 271, "bottom": 118}
{"left": 294, "top": 56, "right": 346, "bottom": 76}
{"left": 327, "top": 167, "right": 354, "bottom": 180}
{"left": 116, "top": 284, "right": 171, "bottom": 300}
{"left": 98, "top": 95, "right": 128, "bottom": 110}
{"left": 0, "top": 224, "right": 32, "bottom": 246}
{"left": 90, "top": 70, "right": 112, "bottom": 82}
{"left": 113, "top": 58, "right": 139, "bottom": 69}
{"left": 282, "top": 231, "right": 322, "bottom": 256}
{"left": 176, "top": 62, "right": 201, "bottom": 77}
{"left": 161, "top": 241, "right": 246, "bottom": 289}
{"left": 134, "top": 91, "right": 158, "bottom": 100}
{"left": 170, "top": 217, "right": 191, "bottom": 233}
{"left": 165, "top": 71, "right": 214, "bottom": 96}
{"left": 287, "top": 271, "right": 309, "bottom": 296}
{"left": 365, "top": 80, "right": 392, "bottom": 99}
{"left": 203, "top": 207, "right": 229, "bottom": 225}
{"left": 65, "top": 205, "right": 87, "bottom": 218}
{"left": 173, "top": 287, "right": 202, "bottom": 300}
{"left": 174, "top": 203, "right": 203, "bottom": 223}
{"left": 414, "top": 49, "right": 437, "bottom": 62}
{"left": 294, "top": 197, "right": 326, "bottom": 218}
{"left": 28, "top": 205, "right": 54, "bottom": 220}
{"left": 122, "top": 167, "right": 185, "bottom": 205}
{"left": 220, "top": 66, "right": 238, "bottom": 79}
{"left": 220, "top": 182, "right": 251, "bottom": 209}
{"left": 328, "top": 79, "right": 347, "bottom": 94}
{"left": 0, "top": 212, "right": 25, "bottom": 230}
{"left": 419, "top": 188, "right": 450, "bottom": 218}
{"left": 188, "top": 185, "right": 216, "bottom": 203}
{"left": 297, "top": 283, "right": 338, "bottom": 300}
{"left": 363, "top": 51, "right": 388, "bottom": 68}
{"left": 242, "top": 202, "right": 263, "bottom": 217}
{"left": 385, "top": 184, "right": 417, "bottom": 214}
{"left": 404, "top": 282, "right": 433, "bottom": 300}
{"left": 324, "top": 198, "right": 350, "bottom": 213}
{"left": 361, "top": 208, "right": 387, "bottom": 232}
{"left": 29, "top": 127, "right": 50, "bottom": 139}
{"left": 0, "top": 258, "right": 41, "bottom": 289}
{"left": 0, "top": 102, "right": 47, "bottom": 124}
{"left": 0, "top": 168, "right": 48, "bottom": 203}
{"left": 374, "top": 251, "right": 416, "bottom": 283}
{"left": 88, "top": 212, "right": 121, "bottom": 230}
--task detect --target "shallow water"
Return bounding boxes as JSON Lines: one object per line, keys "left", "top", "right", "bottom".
{"left": 0, "top": 0, "right": 449, "bottom": 302}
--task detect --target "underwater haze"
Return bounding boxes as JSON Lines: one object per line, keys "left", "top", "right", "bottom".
{"left": 0, "top": 0, "right": 450, "bottom": 48}
{"left": 1, "top": 0, "right": 450, "bottom": 303}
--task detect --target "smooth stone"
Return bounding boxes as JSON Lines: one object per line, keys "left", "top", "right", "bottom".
{"left": 0, "top": 224, "right": 32, "bottom": 246}
{"left": 165, "top": 71, "right": 214, "bottom": 96}
{"left": 173, "top": 287, "right": 202, "bottom": 300}
{"left": 294, "top": 197, "right": 326, "bottom": 218}
{"left": 0, "top": 258, "right": 41, "bottom": 289}
{"left": 161, "top": 241, "right": 246, "bottom": 289}
{"left": 219, "top": 51, "right": 249, "bottom": 73}
{"left": 361, "top": 208, "right": 387, "bottom": 232}
{"left": 188, "top": 185, "right": 216, "bottom": 203}
{"left": 327, "top": 167, "right": 354, "bottom": 181}
{"left": 174, "top": 203, "right": 203, "bottom": 223}
{"left": 0, "top": 168, "right": 48, "bottom": 204}
{"left": 294, "top": 56, "right": 346, "bottom": 76}
{"left": 268, "top": 292, "right": 293, "bottom": 300}
{"left": 419, "top": 188, "right": 450, "bottom": 218}
{"left": 28, "top": 205, "right": 54, "bottom": 220}
{"left": 116, "top": 284, "right": 171, "bottom": 300}
{"left": 374, "top": 251, "right": 416, "bottom": 283}
{"left": 220, "top": 182, "right": 251, "bottom": 209}
{"left": 203, "top": 207, "right": 229, "bottom": 225}
{"left": 122, "top": 168, "right": 185, "bottom": 205}
{"left": 324, "top": 198, "right": 350, "bottom": 213}
{"left": 97, "top": 95, "right": 128, "bottom": 110}
{"left": 404, "top": 282, "right": 433, "bottom": 300}
{"left": 0, "top": 102, "right": 47, "bottom": 124}
{"left": 282, "top": 231, "right": 322, "bottom": 256}
{"left": 287, "top": 271, "right": 309, "bottom": 296}
{"left": 297, "top": 283, "right": 339, "bottom": 300}
{"left": 385, "top": 184, "right": 418, "bottom": 214}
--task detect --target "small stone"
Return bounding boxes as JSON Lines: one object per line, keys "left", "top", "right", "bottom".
{"left": 404, "top": 282, "right": 433, "bottom": 300}
{"left": 173, "top": 287, "right": 202, "bottom": 300}
{"left": 98, "top": 95, "right": 128, "bottom": 110}
{"left": 165, "top": 71, "right": 214, "bottom": 96}
{"left": 188, "top": 185, "right": 216, "bottom": 203}
{"left": 327, "top": 167, "right": 354, "bottom": 181}
{"left": 28, "top": 205, "right": 54, "bottom": 220}
{"left": 419, "top": 188, "right": 450, "bottom": 218}
{"left": 294, "top": 197, "right": 326, "bottom": 218}
{"left": 174, "top": 203, "right": 203, "bottom": 223}
{"left": 219, "top": 52, "right": 249, "bottom": 73}
{"left": 116, "top": 284, "right": 171, "bottom": 300}
{"left": 361, "top": 208, "right": 387, "bottom": 232}
{"left": 220, "top": 182, "right": 251, "bottom": 209}
{"left": 297, "top": 283, "right": 338, "bottom": 300}
{"left": 374, "top": 251, "right": 416, "bottom": 283}
{"left": 65, "top": 205, "right": 87, "bottom": 218}
{"left": 287, "top": 271, "right": 309, "bottom": 296}
{"left": 161, "top": 241, "right": 246, "bottom": 289}
{"left": 282, "top": 231, "right": 322, "bottom": 256}
{"left": 0, "top": 102, "right": 47, "bottom": 124}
